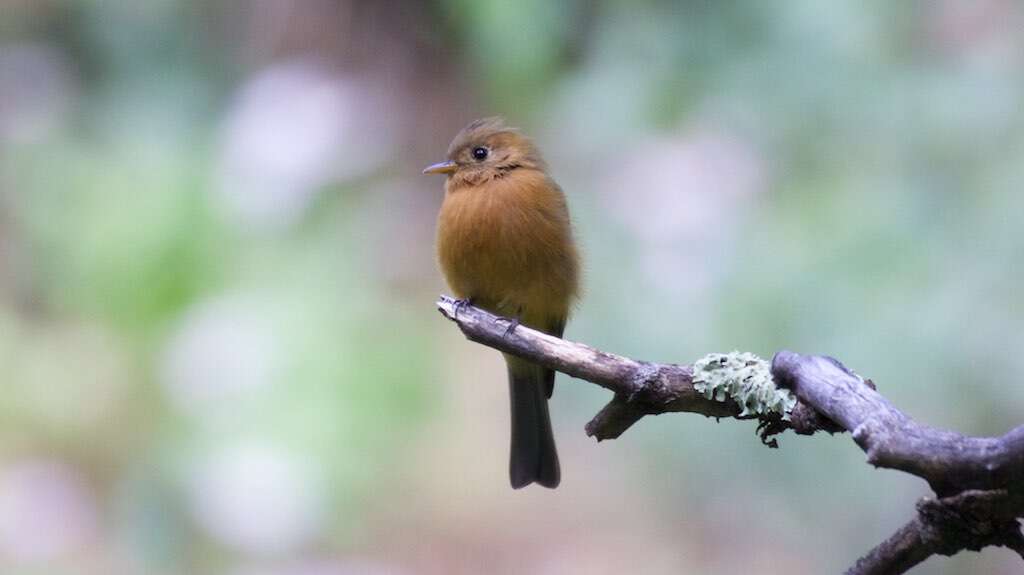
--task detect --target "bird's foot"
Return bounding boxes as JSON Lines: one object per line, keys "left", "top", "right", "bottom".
{"left": 452, "top": 297, "right": 474, "bottom": 320}
{"left": 495, "top": 315, "right": 521, "bottom": 339}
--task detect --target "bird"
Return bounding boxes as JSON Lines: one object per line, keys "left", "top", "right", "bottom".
{"left": 424, "top": 117, "right": 580, "bottom": 489}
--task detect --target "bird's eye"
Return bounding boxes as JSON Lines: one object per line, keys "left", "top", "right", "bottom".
{"left": 472, "top": 147, "right": 489, "bottom": 161}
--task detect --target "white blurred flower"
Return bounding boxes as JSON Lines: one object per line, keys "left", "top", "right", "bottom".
{"left": 0, "top": 43, "right": 75, "bottom": 144}
{"left": 0, "top": 460, "right": 98, "bottom": 563}
{"left": 160, "top": 295, "right": 279, "bottom": 413}
{"left": 601, "top": 127, "right": 765, "bottom": 289}
{"left": 189, "top": 442, "right": 325, "bottom": 556}
{"left": 215, "top": 59, "right": 394, "bottom": 230}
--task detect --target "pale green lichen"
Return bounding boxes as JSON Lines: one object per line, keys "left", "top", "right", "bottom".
{"left": 692, "top": 351, "right": 796, "bottom": 419}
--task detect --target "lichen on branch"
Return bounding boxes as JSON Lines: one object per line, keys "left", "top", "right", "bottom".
{"left": 692, "top": 351, "right": 797, "bottom": 418}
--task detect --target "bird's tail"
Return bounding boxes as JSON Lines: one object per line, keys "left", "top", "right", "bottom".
{"left": 506, "top": 356, "right": 560, "bottom": 489}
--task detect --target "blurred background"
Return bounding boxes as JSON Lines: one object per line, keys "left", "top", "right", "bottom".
{"left": 1, "top": 1, "right": 1023, "bottom": 573}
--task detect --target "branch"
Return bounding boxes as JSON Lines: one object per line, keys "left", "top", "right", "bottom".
{"left": 771, "top": 351, "right": 1024, "bottom": 497}
{"left": 846, "top": 490, "right": 1024, "bottom": 575}
{"left": 435, "top": 296, "right": 1024, "bottom": 573}
{"left": 436, "top": 296, "right": 838, "bottom": 443}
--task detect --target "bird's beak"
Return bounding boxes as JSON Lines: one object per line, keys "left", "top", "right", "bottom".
{"left": 422, "top": 160, "right": 457, "bottom": 175}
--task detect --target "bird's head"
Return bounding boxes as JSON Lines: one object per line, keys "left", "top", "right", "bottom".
{"left": 423, "top": 117, "right": 545, "bottom": 186}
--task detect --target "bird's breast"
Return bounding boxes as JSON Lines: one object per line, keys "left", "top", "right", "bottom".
{"left": 436, "top": 171, "right": 578, "bottom": 324}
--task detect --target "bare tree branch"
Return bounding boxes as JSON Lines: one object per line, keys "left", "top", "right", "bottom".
{"left": 436, "top": 296, "right": 836, "bottom": 443}
{"left": 436, "top": 296, "right": 1024, "bottom": 573}
{"left": 847, "top": 490, "right": 1024, "bottom": 574}
{"left": 772, "top": 352, "right": 1024, "bottom": 496}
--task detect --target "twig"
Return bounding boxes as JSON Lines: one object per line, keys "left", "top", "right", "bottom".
{"left": 846, "top": 490, "right": 1024, "bottom": 574}
{"left": 436, "top": 295, "right": 836, "bottom": 442}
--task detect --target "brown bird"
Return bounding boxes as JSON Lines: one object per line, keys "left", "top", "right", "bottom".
{"left": 424, "top": 118, "right": 580, "bottom": 489}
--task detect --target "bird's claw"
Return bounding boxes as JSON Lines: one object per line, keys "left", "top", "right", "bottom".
{"left": 495, "top": 315, "right": 521, "bottom": 339}
{"left": 452, "top": 297, "right": 474, "bottom": 320}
